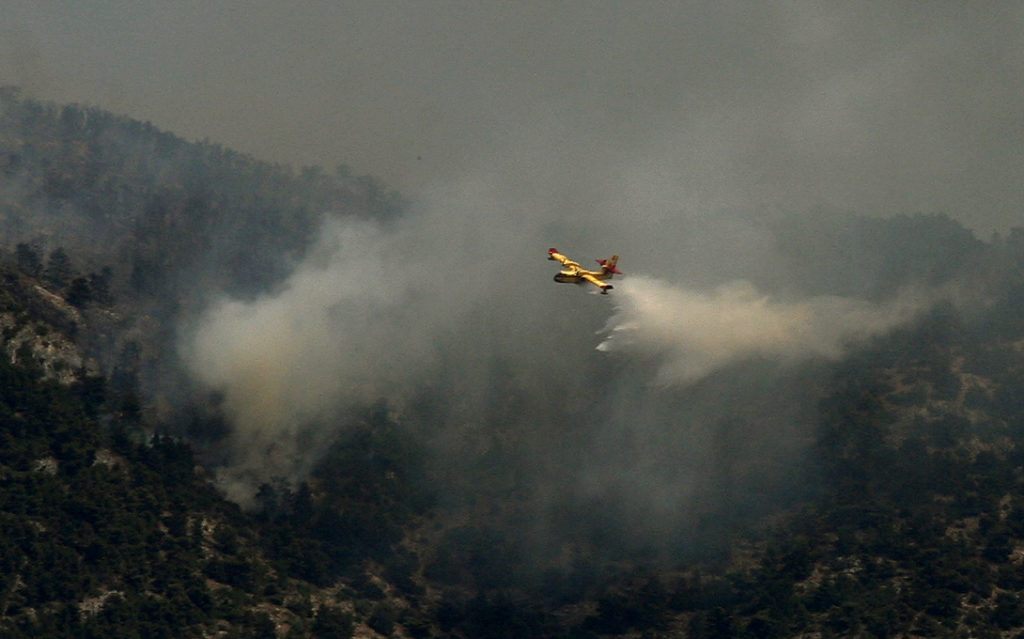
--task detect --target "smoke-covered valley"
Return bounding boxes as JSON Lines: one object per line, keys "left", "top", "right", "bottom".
{"left": 0, "top": 90, "right": 996, "bottom": 553}
{"left": 4, "top": 89, "right": 1024, "bottom": 636}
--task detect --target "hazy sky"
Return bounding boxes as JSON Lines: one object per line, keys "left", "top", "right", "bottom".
{"left": 3, "top": 1, "right": 1022, "bottom": 234}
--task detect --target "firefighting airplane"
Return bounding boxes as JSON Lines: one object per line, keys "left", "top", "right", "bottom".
{"left": 548, "top": 248, "right": 622, "bottom": 294}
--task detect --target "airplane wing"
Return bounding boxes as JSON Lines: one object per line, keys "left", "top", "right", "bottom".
{"left": 580, "top": 272, "right": 613, "bottom": 292}
{"left": 548, "top": 248, "right": 580, "bottom": 268}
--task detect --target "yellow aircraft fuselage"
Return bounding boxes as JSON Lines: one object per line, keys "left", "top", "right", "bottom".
{"left": 548, "top": 248, "right": 621, "bottom": 293}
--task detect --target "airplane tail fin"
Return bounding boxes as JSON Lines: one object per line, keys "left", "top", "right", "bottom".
{"left": 597, "top": 255, "right": 622, "bottom": 275}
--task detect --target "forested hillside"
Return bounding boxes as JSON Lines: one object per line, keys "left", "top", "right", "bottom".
{"left": 0, "top": 86, "right": 403, "bottom": 431}
{"left": 2, "top": 90, "right": 1024, "bottom": 637}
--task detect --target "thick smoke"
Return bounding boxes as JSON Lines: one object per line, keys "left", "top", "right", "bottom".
{"left": 183, "top": 220, "right": 404, "bottom": 496}
{"left": 183, "top": 216, "right": 448, "bottom": 500}
{"left": 182, "top": 185, "right": 935, "bottom": 517}
{"left": 180, "top": 174, "right": 584, "bottom": 501}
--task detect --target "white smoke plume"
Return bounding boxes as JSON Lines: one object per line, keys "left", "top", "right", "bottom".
{"left": 181, "top": 217, "right": 443, "bottom": 499}
{"left": 179, "top": 176, "right": 575, "bottom": 500}
{"left": 598, "top": 276, "right": 925, "bottom": 385}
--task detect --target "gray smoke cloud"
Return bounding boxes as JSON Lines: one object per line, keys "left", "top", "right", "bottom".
{"left": 180, "top": 184, "right": 934, "bottom": 509}
{"left": 180, "top": 173, "right": 593, "bottom": 500}
{"left": 183, "top": 219, "right": 412, "bottom": 499}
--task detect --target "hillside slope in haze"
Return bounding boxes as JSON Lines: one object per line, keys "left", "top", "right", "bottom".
{"left": 0, "top": 260, "right": 440, "bottom": 638}
{"left": 3, "top": 238, "right": 1024, "bottom": 639}
{"left": 2, "top": 91, "right": 1024, "bottom": 637}
{"left": 0, "top": 262, "right": 344, "bottom": 638}
{"left": 0, "top": 87, "right": 404, "bottom": 433}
